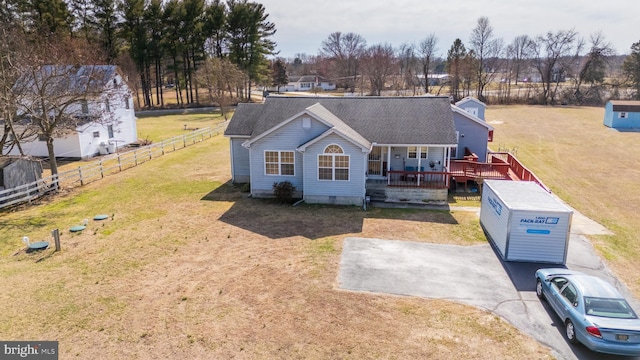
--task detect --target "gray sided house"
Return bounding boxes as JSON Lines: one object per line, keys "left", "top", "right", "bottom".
{"left": 453, "top": 97, "right": 493, "bottom": 161}
{"left": 455, "top": 96, "right": 486, "bottom": 120}
{"left": 226, "top": 96, "right": 493, "bottom": 206}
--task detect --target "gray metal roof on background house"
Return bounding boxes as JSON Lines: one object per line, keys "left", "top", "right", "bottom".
{"left": 13, "top": 65, "right": 119, "bottom": 96}
{"left": 610, "top": 100, "right": 640, "bottom": 112}
{"left": 224, "top": 96, "right": 458, "bottom": 145}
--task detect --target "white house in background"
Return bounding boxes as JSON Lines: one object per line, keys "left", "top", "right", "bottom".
{"left": 7, "top": 65, "right": 137, "bottom": 159}
{"left": 280, "top": 75, "right": 336, "bottom": 92}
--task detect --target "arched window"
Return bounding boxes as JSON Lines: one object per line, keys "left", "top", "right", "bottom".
{"left": 318, "top": 144, "right": 349, "bottom": 181}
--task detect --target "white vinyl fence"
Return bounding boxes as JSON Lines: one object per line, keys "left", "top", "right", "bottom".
{"left": 0, "top": 121, "right": 228, "bottom": 210}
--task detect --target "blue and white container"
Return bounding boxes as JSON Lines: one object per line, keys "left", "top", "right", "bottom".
{"left": 480, "top": 180, "right": 573, "bottom": 264}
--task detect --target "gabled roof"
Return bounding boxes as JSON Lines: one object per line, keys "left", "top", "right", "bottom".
{"left": 297, "top": 103, "right": 371, "bottom": 151}
{"left": 13, "top": 65, "right": 120, "bottom": 96}
{"left": 288, "top": 75, "right": 331, "bottom": 83}
{"left": 455, "top": 96, "right": 486, "bottom": 108}
{"left": 225, "top": 96, "right": 458, "bottom": 145}
{"left": 451, "top": 105, "right": 493, "bottom": 130}
{"left": 224, "top": 103, "right": 263, "bottom": 137}
{"left": 609, "top": 100, "right": 640, "bottom": 112}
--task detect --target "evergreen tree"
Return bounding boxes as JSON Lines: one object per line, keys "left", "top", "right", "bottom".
{"left": 226, "top": 0, "right": 276, "bottom": 100}
{"left": 203, "top": 0, "right": 227, "bottom": 58}
{"left": 120, "top": 0, "right": 151, "bottom": 107}
{"left": 94, "top": 0, "right": 119, "bottom": 63}
{"left": 271, "top": 58, "right": 287, "bottom": 92}
{"left": 447, "top": 39, "right": 467, "bottom": 101}
{"left": 623, "top": 41, "right": 640, "bottom": 99}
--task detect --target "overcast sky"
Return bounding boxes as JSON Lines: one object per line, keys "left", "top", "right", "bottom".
{"left": 257, "top": 0, "right": 638, "bottom": 59}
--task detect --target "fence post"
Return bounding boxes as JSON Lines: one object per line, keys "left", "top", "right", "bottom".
{"left": 78, "top": 166, "right": 84, "bottom": 186}
{"left": 118, "top": 154, "right": 122, "bottom": 172}
{"left": 173, "top": 140, "right": 176, "bottom": 151}
{"left": 161, "top": 141, "right": 165, "bottom": 155}
{"left": 183, "top": 135, "right": 186, "bottom": 148}
{"left": 52, "top": 229, "right": 61, "bottom": 251}
{"left": 148, "top": 146, "right": 152, "bottom": 160}
{"left": 134, "top": 150, "right": 138, "bottom": 166}
{"left": 53, "top": 173, "right": 59, "bottom": 191}
{"left": 99, "top": 159, "right": 104, "bottom": 178}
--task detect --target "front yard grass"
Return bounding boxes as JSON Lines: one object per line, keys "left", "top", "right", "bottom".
{"left": 0, "top": 127, "right": 552, "bottom": 359}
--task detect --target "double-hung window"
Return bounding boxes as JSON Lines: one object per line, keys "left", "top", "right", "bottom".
{"left": 407, "top": 146, "right": 427, "bottom": 159}
{"left": 318, "top": 144, "right": 349, "bottom": 181}
{"left": 265, "top": 151, "right": 294, "bottom": 176}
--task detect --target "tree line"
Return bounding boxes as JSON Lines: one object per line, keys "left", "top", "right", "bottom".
{"left": 0, "top": 0, "right": 276, "bottom": 109}
{"left": 281, "top": 18, "right": 640, "bottom": 104}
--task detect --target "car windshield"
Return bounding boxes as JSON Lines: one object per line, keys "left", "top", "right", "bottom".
{"left": 584, "top": 297, "right": 638, "bottom": 319}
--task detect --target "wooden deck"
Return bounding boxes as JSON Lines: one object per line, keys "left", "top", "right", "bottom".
{"left": 367, "top": 151, "right": 550, "bottom": 194}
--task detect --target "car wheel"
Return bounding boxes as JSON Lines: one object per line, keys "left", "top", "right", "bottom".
{"left": 566, "top": 319, "right": 579, "bottom": 344}
{"left": 536, "top": 279, "right": 545, "bottom": 300}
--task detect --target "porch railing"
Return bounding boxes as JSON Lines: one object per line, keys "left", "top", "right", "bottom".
{"left": 387, "top": 170, "right": 449, "bottom": 189}
{"left": 450, "top": 160, "right": 511, "bottom": 180}
{"left": 488, "top": 152, "right": 550, "bottom": 192}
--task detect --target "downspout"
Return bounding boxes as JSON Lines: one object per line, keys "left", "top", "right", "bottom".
{"left": 417, "top": 146, "right": 422, "bottom": 186}
{"left": 229, "top": 139, "right": 235, "bottom": 183}
{"left": 387, "top": 145, "right": 392, "bottom": 185}
{"left": 363, "top": 150, "right": 370, "bottom": 210}
{"left": 300, "top": 148, "right": 305, "bottom": 202}
{"left": 247, "top": 144, "right": 253, "bottom": 197}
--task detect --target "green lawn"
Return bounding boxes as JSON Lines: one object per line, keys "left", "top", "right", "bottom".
{"left": 136, "top": 112, "right": 227, "bottom": 142}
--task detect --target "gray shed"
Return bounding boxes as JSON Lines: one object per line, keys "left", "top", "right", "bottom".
{"left": 480, "top": 180, "right": 573, "bottom": 264}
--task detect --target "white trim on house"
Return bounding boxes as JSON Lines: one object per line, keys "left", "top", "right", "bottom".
{"left": 263, "top": 150, "right": 295, "bottom": 177}
{"left": 297, "top": 128, "right": 371, "bottom": 153}
{"left": 242, "top": 108, "right": 332, "bottom": 148}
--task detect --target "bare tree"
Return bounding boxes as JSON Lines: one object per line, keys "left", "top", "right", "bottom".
{"left": 362, "top": 43, "right": 396, "bottom": 96}
{"left": 0, "top": 25, "right": 32, "bottom": 156}
{"left": 196, "top": 57, "right": 243, "bottom": 120}
{"left": 508, "top": 35, "right": 533, "bottom": 85}
{"left": 396, "top": 43, "right": 416, "bottom": 95}
{"left": 320, "top": 32, "right": 367, "bottom": 92}
{"left": 470, "top": 17, "right": 503, "bottom": 102}
{"left": 418, "top": 34, "right": 438, "bottom": 94}
{"left": 530, "top": 29, "right": 583, "bottom": 104}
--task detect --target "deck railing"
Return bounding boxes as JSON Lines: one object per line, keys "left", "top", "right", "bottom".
{"left": 450, "top": 160, "right": 511, "bottom": 180}
{"left": 488, "top": 152, "right": 550, "bottom": 192}
{"left": 387, "top": 170, "right": 449, "bottom": 189}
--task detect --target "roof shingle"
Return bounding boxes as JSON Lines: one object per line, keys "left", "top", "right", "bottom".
{"left": 225, "top": 96, "right": 457, "bottom": 145}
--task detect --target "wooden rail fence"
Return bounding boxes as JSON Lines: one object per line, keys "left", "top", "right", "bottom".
{"left": 0, "top": 122, "right": 227, "bottom": 210}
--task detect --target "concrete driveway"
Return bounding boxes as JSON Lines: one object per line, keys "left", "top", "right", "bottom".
{"left": 338, "top": 208, "right": 640, "bottom": 360}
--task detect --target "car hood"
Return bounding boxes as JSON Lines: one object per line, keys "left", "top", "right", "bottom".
{"left": 588, "top": 316, "right": 640, "bottom": 332}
